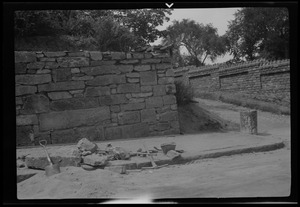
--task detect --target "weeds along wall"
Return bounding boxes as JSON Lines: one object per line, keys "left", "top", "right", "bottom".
{"left": 15, "top": 51, "right": 180, "bottom": 146}
{"left": 175, "top": 59, "right": 290, "bottom": 107}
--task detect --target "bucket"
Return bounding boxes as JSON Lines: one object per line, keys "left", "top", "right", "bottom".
{"left": 161, "top": 142, "right": 176, "bottom": 154}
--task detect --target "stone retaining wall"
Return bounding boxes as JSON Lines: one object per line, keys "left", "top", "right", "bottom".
{"left": 15, "top": 51, "right": 180, "bottom": 146}
{"left": 175, "top": 59, "right": 290, "bottom": 107}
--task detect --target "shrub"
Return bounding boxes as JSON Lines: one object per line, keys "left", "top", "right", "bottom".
{"left": 220, "top": 94, "right": 243, "bottom": 106}
{"left": 195, "top": 92, "right": 218, "bottom": 100}
{"left": 174, "top": 80, "right": 195, "bottom": 105}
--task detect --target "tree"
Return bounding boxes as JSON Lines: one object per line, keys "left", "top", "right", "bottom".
{"left": 92, "top": 16, "right": 135, "bottom": 51}
{"left": 14, "top": 10, "right": 59, "bottom": 37}
{"left": 14, "top": 10, "right": 95, "bottom": 37}
{"left": 85, "top": 9, "right": 172, "bottom": 47}
{"left": 163, "top": 19, "right": 227, "bottom": 66}
{"left": 225, "top": 7, "right": 289, "bottom": 61}
{"left": 14, "top": 9, "right": 172, "bottom": 51}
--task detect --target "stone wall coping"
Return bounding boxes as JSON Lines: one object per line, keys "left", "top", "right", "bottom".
{"left": 15, "top": 50, "right": 171, "bottom": 63}
{"left": 15, "top": 47, "right": 171, "bottom": 55}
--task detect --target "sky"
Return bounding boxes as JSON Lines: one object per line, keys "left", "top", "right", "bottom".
{"left": 152, "top": 8, "right": 241, "bottom": 64}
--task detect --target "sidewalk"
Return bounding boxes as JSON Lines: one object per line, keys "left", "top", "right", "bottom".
{"left": 17, "top": 130, "right": 285, "bottom": 182}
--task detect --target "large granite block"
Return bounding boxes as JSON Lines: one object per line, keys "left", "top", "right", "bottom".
{"left": 21, "top": 94, "right": 50, "bottom": 114}
{"left": 121, "top": 123, "right": 149, "bottom": 139}
{"left": 16, "top": 85, "right": 37, "bottom": 96}
{"left": 86, "top": 75, "right": 126, "bottom": 86}
{"left": 145, "top": 96, "right": 163, "bottom": 108}
{"left": 50, "top": 97, "right": 99, "bottom": 111}
{"left": 140, "top": 71, "right": 157, "bottom": 85}
{"left": 57, "top": 57, "right": 89, "bottom": 67}
{"left": 16, "top": 74, "right": 51, "bottom": 85}
{"left": 38, "top": 81, "right": 85, "bottom": 92}
{"left": 118, "top": 111, "right": 140, "bottom": 125}
{"left": 99, "top": 94, "right": 128, "bottom": 105}
{"left": 39, "top": 106, "right": 110, "bottom": 131}
{"left": 85, "top": 86, "right": 110, "bottom": 97}
{"left": 117, "top": 84, "right": 140, "bottom": 93}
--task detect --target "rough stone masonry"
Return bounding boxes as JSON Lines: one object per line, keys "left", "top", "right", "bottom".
{"left": 175, "top": 59, "right": 290, "bottom": 107}
{"left": 15, "top": 50, "right": 180, "bottom": 146}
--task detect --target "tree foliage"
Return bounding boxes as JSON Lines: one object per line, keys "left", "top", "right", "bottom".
{"left": 14, "top": 10, "right": 60, "bottom": 37}
{"left": 114, "top": 9, "right": 172, "bottom": 46}
{"left": 225, "top": 7, "right": 289, "bottom": 61}
{"left": 92, "top": 16, "right": 135, "bottom": 51}
{"left": 14, "top": 9, "right": 172, "bottom": 51}
{"left": 162, "top": 19, "right": 226, "bottom": 66}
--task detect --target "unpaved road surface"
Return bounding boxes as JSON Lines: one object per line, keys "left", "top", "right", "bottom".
{"left": 18, "top": 148, "right": 291, "bottom": 199}
{"left": 195, "top": 98, "right": 291, "bottom": 143}
{"left": 17, "top": 98, "right": 291, "bottom": 200}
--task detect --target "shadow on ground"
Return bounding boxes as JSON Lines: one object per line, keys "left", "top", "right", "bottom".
{"left": 256, "top": 132, "right": 272, "bottom": 136}
{"left": 178, "top": 102, "right": 240, "bottom": 134}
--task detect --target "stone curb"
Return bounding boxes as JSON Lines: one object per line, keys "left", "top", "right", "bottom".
{"left": 105, "top": 141, "right": 285, "bottom": 170}
{"left": 18, "top": 141, "right": 285, "bottom": 182}
{"left": 173, "top": 141, "right": 285, "bottom": 164}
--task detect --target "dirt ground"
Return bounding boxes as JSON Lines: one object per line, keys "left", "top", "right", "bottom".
{"left": 17, "top": 148, "right": 291, "bottom": 200}
{"left": 178, "top": 102, "right": 240, "bottom": 133}
{"left": 17, "top": 98, "right": 291, "bottom": 201}
{"left": 196, "top": 98, "right": 291, "bottom": 144}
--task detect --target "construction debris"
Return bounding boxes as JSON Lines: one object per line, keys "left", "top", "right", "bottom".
{"left": 77, "top": 138, "right": 98, "bottom": 153}
{"left": 166, "top": 150, "right": 181, "bottom": 161}
{"left": 161, "top": 142, "right": 176, "bottom": 154}
{"left": 82, "top": 154, "right": 108, "bottom": 167}
{"left": 73, "top": 139, "right": 134, "bottom": 171}
{"left": 17, "top": 159, "right": 26, "bottom": 168}
{"left": 72, "top": 149, "right": 81, "bottom": 157}
{"left": 105, "top": 144, "right": 131, "bottom": 161}
{"left": 71, "top": 139, "right": 184, "bottom": 173}
{"left": 81, "top": 151, "right": 92, "bottom": 156}
{"left": 81, "top": 164, "right": 97, "bottom": 171}
{"left": 17, "top": 154, "right": 29, "bottom": 168}
{"left": 141, "top": 143, "right": 168, "bottom": 170}
{"left": 105, "top": 166, "right": 127, "bottom": 174}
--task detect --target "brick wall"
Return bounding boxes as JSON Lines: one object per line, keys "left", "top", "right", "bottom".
{"left": 175, "top": 59, "right": 290, "bottom": 107}
{"left": 15, "top": 51, "right": 180, "bottom": 146}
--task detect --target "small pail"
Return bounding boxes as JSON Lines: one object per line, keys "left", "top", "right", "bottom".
{"left": 161, "top": 142, "right": 176, "bottom": 154}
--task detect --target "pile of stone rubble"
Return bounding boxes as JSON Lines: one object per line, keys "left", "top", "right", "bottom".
{"left": 72, "top": 138, "right": 131, "bottom": 170}
{"left": 16, "top": 137, "right": 184, "bottom": 174}
{"left": 72, "top": 138, "right": 183, "bottom": 171}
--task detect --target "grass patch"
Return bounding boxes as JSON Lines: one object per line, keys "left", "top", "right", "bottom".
{"left": 196, "top": 92, "right": 290, "bottom": 115}
{"left": 195, "top": 92, "right": 221, "bottom": 101}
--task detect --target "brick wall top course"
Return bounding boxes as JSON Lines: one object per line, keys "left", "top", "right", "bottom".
{"left": 188, "top": 66, "right": 219, "bottom": 77}
{"left": 177, "top": 59, "right": 290, "bottom": 78}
